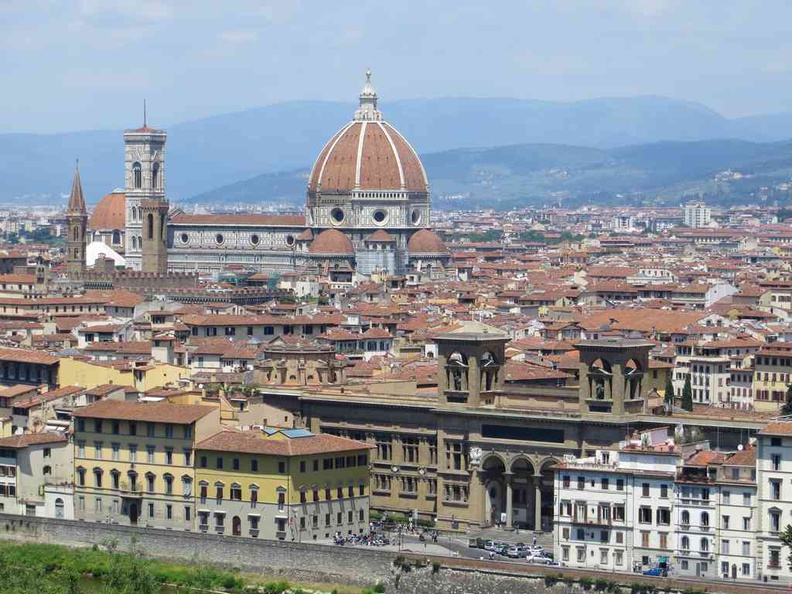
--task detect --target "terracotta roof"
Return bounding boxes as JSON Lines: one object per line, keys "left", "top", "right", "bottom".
{"left": 365, "top": 229, "right": 396, "bottom": 242}
{"left": 309, "top": 229, "right": 354, "bottom": 255}
{"left": 196, "top": 428, "right": 373, "bottom": 456}
{"left": 0, "top": 347, "right": 58, "bottom": 365}
{"left": 73, "top": 399, "right": 215, "bottom": 424}
{"left": 760, "top": 422, "right": 792, "bottom": 436}
{"left": 89, "top": 191, "right": 126, "bottom": 230}
{"left": 0, "top": 432, "right": 67, "bottom": 448}
{"left": 407, "top": 229, "right": 447, "bottom": 254}
{"left": 170, "top": 213, "right": 305, "bottom": 227}
{"left": 308, "top": 120, "right": 428, "bottom": 194}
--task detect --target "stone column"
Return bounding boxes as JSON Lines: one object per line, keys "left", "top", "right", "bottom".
{"left": 505, "top": 473, "right": 514, "bottom": 530}
{"left": 535, "top": 479, "right": 543, "bottom": 532}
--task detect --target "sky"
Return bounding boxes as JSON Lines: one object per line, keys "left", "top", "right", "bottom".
{"left": 2, "top": 0, "right": 792, "bottom": 133}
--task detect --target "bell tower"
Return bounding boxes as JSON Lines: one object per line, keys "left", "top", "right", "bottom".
{"left": 124, "top": 103, "right": 167, "bottom": 272}
{"left": 435, "top": 321, "right": 510, "bottom": 407}
{"left": 65, "top": 162, "right": 88, "bottom": 276}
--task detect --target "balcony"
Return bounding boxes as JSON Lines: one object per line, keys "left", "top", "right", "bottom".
{"left": 249, "top": 529, "right": 259, "bottom": 538}
{"left": 215, "top": 526, "right": 225, "bottom": 535}
{"left": 767, "top": 561, "right": 780, "bottom": 569}
{"left": 199, "top": 524, "right": 209, "bottom": 533}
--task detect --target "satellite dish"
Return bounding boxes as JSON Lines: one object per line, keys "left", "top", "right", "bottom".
{"left": 737, "top": 444, "right": 744, "bottom": 451}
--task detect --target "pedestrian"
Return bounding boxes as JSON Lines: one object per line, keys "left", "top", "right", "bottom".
{"left": 532, "top": 535, "right": 537, "bottom": 547}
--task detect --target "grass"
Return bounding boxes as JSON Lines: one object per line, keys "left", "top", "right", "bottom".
{"left": 0, "top": 541, "right": 374, "bottom": 594}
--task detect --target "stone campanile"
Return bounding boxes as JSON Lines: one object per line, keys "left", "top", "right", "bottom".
{"left": 65, "top": 162, "right": 88, "bottom": 276}
{"left": 124, "top": 108, "right": 167, "bottom": 272}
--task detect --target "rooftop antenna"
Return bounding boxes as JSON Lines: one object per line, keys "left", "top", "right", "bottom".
{"left": 143, "top": 99, "right": 147, "bottom": 128}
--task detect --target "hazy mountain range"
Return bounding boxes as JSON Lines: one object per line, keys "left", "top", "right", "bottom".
{"left": 4, "top": 96, "right": 792, "bottom": 207}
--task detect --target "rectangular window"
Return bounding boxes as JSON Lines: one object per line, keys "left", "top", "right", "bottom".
{"left": 112, "top": 443, "right": 120, "bottom": 461}
{"left": 216, "top": 457, "right": 223, "bottom": 470}
{"left": 278, "top": 461, "right": 286, "bottom": 474}
{"left": 147, "top": 446, "right": 155, "bottom": 464}
{"left": 300, "top": 461, "right": 306, "bottom": 473}
{"left": 660, "top": 484, "right": 668, "bottom": 498}
{"left": 641, "top": 482, "right": 650, "bottom": 497}
{"left": 129, "top": 422, "right": 137, "bottom": 436}
{"left": 616, "top": 479, "right": 624, "bottom": 491}
{"left": 166, "top": 504, "right": 172, "bottom": 520}
{"left": 165, "top": 424, "right": 174, "bottom": 439}
{"left": 638, "top": 507, "right": 652, "bottom": 524}
{"left": 185, "top": 506, "right": 191, "bottom": 522}
{"left": 250, "top": 459, "right": 258, "bottom": 472}
{"left": 601, "top": 478, "right": 609, "bottom": 490}
{"left": 165, "top": 449, "right": 173, "bottom": 465}
{"left": 147, "top": 423, "right": 155, "bottom": 437}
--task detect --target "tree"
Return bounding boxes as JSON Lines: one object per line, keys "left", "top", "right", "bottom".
{"left": 782, "top": 384, "right": 792, "bottom": 417}
{"left": 781, "top": 524, "right": 792, "bottom": 571}
{"left": 681, "top": 374, "right": 693, "bottom": 412}
{"left": 664, "top": 374, "right": 675, "bottom": 414}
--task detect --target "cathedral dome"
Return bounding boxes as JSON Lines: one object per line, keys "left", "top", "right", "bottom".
{"left": 309, "top": 229, "right": 355, "bottom": 255}
{"left": 407, "top": 229, "right": 447, "bottom": 254}
{"left": 307, "top": 71, "right": 428, "bottom": 197}
{"left": 89, "top": 190, "right": 126, "bottom": 230}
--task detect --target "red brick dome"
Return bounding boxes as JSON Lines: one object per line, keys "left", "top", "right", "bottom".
{"left": 407, "top": 229, "right": 447, "bottom": 254}
{"left": 307, "top": 71, "right": 428, "bottom": 196}
{"left": 309, "top": 229, "right": 354, "bottom": 255}
{"left": 89, "top": 191, "right": 126, "bottom": 230}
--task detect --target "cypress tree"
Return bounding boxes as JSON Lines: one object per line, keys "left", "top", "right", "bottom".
{"left": 681, "top": 374, "right": 693, "bottom": 412}
{"left": 664, "top": 374, "right": 675, "bottom": 413}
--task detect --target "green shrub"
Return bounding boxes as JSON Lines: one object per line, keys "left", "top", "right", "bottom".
{"left": 544, "top": 574, "right": 560, "bottom": 587}
{"left": 432, "top": 561, "right": 441, "bottom": 574}
{"left": 594, "top": 577, "right": 610, "bottom": 591}
{"left": 372, "top": 583, "right": 386, "bottom": 593}
{"left": 262, "top": 580, "right": 291, "bottom": 593}
{"left": 580, "top": 576, "right": 594, "bottom": 590}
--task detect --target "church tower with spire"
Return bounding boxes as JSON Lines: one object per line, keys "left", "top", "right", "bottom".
{"left": 124, "top": 103, "right": 168, "bottom": 273}
{"left": 66, "top": 162, "right": 88, "bottom": 276}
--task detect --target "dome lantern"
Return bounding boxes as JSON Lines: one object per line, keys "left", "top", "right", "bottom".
{"left": 354, "top": 68, "right": 381, "bottom": 122}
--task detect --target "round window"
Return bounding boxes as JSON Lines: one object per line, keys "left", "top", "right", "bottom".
{"left": 250, "top": 234, "right": 260, "bottom": 246}
{"left": 330, "top": 208, "right": 345, "bottom": 224}
{"left": 180, "top": 233, "right": 189, "bottom": 244}
{"left": 372, "top": 210, "right": 387, "bottom": 225}
{"left": 411, "top": 209, "right": 422, "bottom": 225}
{"left": 215, "top": 233, "right": 224, "bottom": 245}
{"left": 285, "top": 234, "right": 295, "bottom": 247}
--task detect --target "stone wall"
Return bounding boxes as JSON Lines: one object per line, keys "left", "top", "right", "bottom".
{"left": 0, "top": 513, "right": 392, "bottom": 586}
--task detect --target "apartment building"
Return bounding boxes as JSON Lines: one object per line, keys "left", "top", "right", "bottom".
{"left": 756, "top": 423, "right": 792, "bottom": 584}
{"left": 554, "top": 428, "right": 680, "bottom": 574}
{"left": 72, "top": 400, "right": 220, "bottom": 529}
{"left": 675, "top": 449, "right": 722, "bottom": 580}
{"left": 0, "top": 432, "right": 71, "bottom": 517}
{"left": 194, "top": 427, "right": 372, "bottom": 541}
{"left": 715, "top": 448, "right": 757, "bottom": 581}
{"left": 752, "top": 344, "right": 792, "bottom": 412}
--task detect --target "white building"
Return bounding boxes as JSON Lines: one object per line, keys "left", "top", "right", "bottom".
{"left": 716, "top": 448, "right": 757, "bottom": 581}
{"left": 684, "top": 201, "right": 712, "bottom": 228}
{"left": 554, "top": 427, "right": 680, "bottom": 574}
{"left": 756, "top": 422, "right": 792, "bottom": 585}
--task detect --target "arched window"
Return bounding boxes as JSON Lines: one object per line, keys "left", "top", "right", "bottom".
{"left": 681, "top": 510, "right": 690, "bottom": 525}
{"left": 112, "top": 231, "right": 121, "bottom": 245}
{"left": 55, "top": 498, "right": 64, "bottom": 519}
{"left": 133, "top": 162, "right": 142, "bottom": 189}
{"left": 131, "top": 236, "right": 137, "bottom": 250}
{"left": 701, "top": 511, "right": 709, "bottom": 527}
{"left": 700, "top": 538, "right": 709, "bottom": 552}
{"left": 152, "top": 162, "right": 160, "bottom": 189}
{"left": 147, "top": 213, "right": 154, "bottom": 240}
{"left": 681, "top": 536, "right": 689, "bottom": 550}
{"left": 73, "top": 226, "right": 79, "bottom": 241}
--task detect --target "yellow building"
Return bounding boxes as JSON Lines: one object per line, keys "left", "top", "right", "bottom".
{"left": 752, "top": 343, "right": 792, "bottom": 411}
{"left": 195, "top": 428, "right": 372, "bottom": 541}
{"left": 58, "top": 357, "right": 191, "bottom": 392}
{"left": 72, "top": 400, "right": 219, "bottom": 528}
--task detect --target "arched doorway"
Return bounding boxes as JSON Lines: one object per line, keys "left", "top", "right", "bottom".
{"left": 510, "top": 458, "right": 535, "bottom": 530}
{"left": 128, "top": 503, "right": 138, "bottom": 525}
{"left": 55, "top": 498, "right": 64, "bottom": 519}
{"left": 481, "top": 456, "right": 506, "bottom": 527}
{"left": 232, "top": 516, "right": 241, "bottom": 536}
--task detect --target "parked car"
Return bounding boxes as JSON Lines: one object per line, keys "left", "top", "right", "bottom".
{"left": 506, "top": 545, "right": 525, "bottom": 558}
{"left": 526, "top": 554, "right": 552, "bottom": 564}
{"left": 643, "top": 567, "right": 666, "bottom": 577}
{"left": 529, "top": 545, "right": 544, "bottom": 553}
{"left": 496, "top": 543, "right": 510, "bottom": 555}
{"left": 484, "top": 540, "right": 497, "bottom": 552}
{"left": 468, "top": 537, "right": 485, "bottom": 549}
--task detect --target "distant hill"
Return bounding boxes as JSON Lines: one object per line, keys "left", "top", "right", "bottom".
{"left": 7, "top": 95, "right": 792, "bottom": 206}
{"left": 191, "top": 139, "right": 792, "bottom": 209}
